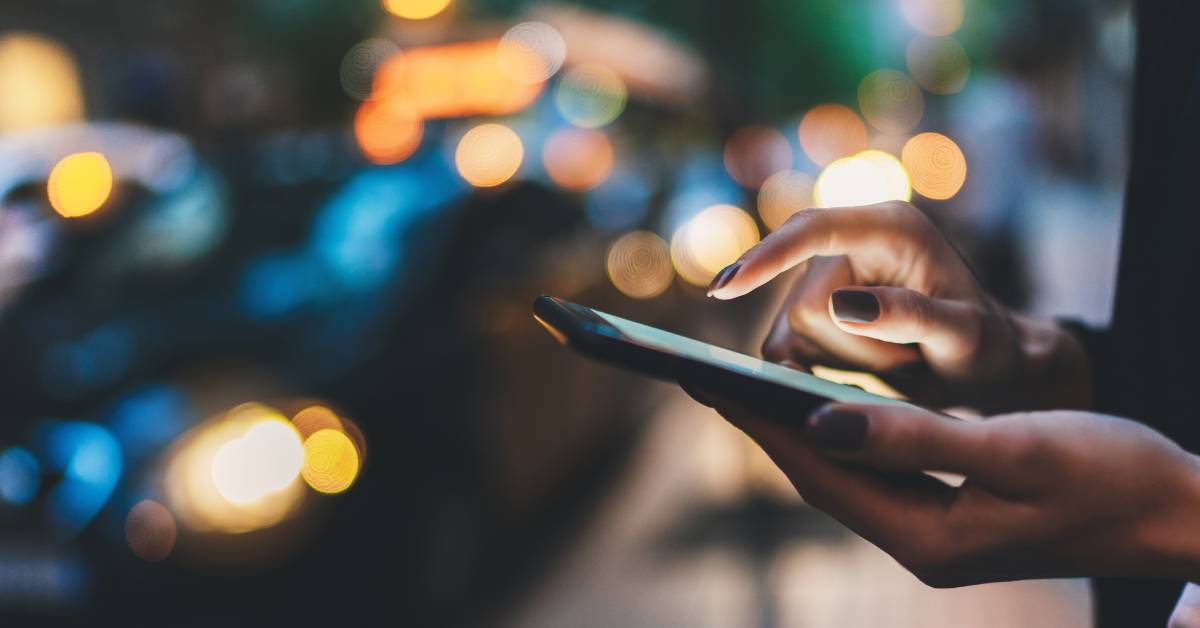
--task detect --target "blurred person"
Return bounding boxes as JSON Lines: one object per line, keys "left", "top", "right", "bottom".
{"left": 693, "top": 1, "right": 1200, "bottom": 626}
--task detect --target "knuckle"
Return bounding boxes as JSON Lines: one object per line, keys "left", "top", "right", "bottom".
{"left": 781, "top": 206, "right": 825, "bottom": 232}
{"left": 760, "top": 337, "right": 787, "bottom": 362}
{"left": 983, "top": 420, "right": 1049, "bottom": 470}
{"left": 901, "top": 290, "right": 934, "bottom": 338}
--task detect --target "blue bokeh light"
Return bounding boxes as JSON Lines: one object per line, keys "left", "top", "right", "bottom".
{"left": 0, "top": 447, "right": 42, "bottom": 506}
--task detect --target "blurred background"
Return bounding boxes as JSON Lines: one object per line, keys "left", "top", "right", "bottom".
{"left": 0, "top": 0, "right": 1132, "bottom": 625}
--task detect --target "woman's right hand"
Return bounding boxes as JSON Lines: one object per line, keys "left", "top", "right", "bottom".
{"left": 706, "top": 201, "right": 1091, "bottom": 413}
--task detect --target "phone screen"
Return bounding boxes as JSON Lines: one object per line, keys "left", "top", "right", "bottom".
{"left": 591, "top": 310, "right": 906, "bottom": 405}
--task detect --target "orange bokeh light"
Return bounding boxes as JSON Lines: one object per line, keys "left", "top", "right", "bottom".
{"left": 354, "top": 98, "right": 424, "bottom": 164}
{"left": 372, "top": 39, "right": 543, "bottom": 120}
{"left": 798, "top": 104, "right": 869, "bottom": 167}
{"left": 455, "top": 123, "right": 524, "bottom": 188}
{"left": 901, "top": 132, "right": 967, "bottom": 200}
{"left": 543, "top": 128, "right": 615, "bottom": 191}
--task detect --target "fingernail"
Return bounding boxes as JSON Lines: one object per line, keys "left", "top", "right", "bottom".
{"left": 806, "top": 407, "right": 868, "bottom": 451}
{"left": 706, "top": 261, "right": 742, "bottom": 296}
{"left": 831, "top": 289, "right": 880, "bottom": 323}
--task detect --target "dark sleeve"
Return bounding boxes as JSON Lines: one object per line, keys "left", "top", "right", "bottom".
{"left": 1057, "top": 319, "right": 1113, "bottom": 411}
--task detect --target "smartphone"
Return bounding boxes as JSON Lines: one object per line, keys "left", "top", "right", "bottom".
{"left": 533, "top": 295, "right": 912, "bottom": 424}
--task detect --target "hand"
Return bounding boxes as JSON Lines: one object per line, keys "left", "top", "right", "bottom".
{"left": 706, "top": 201, "right": 1091, "bottom": 413}
{"left": 686, "top": 386, "right": 1200, "bottom": 586}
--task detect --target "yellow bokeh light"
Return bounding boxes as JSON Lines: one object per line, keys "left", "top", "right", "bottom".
{"left": 906, "top": 36, "right": 970, "bottom": 95}
{"left": 901, "top": 132, "right": 967, "bottom": 200}
{"left": 858, "top": 70, "right": 924, "bottom": 134}
{"left": 543, "top": 128, "right": 615, "bottom": 191}
{"left": 670, "top": 205, "right": 760, "bottom": 286}
{"left": 814, "top": 150, "right": 911, "bottom": 208}
{"left": 47, "top": 152, "right": 113, "bottom": 218}
{"left": 0, "top": 33, "right": 84, "bottom": 133}
{"left": 900, "top": 0, "right": 965, "bottom": 37}
{"left": 723, "top": 125, "right": 793, "bottom": 189}
{"left": 382, "top": 0, "right": 451, "bottom": 20}
{"left": 758, "top": 170, "right": 814, "bottom": 231}
{"left": 554, "top": 64, "right": 627, "bottom": 129}
{"left": 798, "top": 103, "right": 869, "bottom": 167}
{"left": 302, "top": 429, "right": 361, "bottom": 495}
{"left": 606, "top": 230, "right": 674, "bottom": 299}
{"left": 164, "top": 404, "right": 307, "bottom": 533}
{"left": 125, "top": 500, "right": 177, "bottom": 562}
{"left": 455, "top": 123, "right": 524, "bottom": 188}
{"left": 354, "top": 98, "right": 424, "bottom": 165}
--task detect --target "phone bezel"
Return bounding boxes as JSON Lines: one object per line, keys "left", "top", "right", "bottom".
{"left": 533, "top": 295, "right": 905, "bottom": 425}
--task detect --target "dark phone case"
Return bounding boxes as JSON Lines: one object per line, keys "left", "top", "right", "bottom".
{"left": 533, "top": 295, "right": 826, "bottom": 428}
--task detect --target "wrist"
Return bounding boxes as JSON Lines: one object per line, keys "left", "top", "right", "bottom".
{"left": 1011, "top": 312, "right": 1094, "bottom": 410}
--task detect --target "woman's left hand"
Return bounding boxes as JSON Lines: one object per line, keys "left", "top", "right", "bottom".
{"left": 686, "top": 388, "right": 1200, "bottom": 586}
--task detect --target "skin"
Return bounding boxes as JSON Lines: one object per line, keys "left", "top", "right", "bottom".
{"left": 709, "top": 201, "right": 1092, "bottom": 413}
{"left": 684, "top": 392, "right": 1200, "bottom": 587}
{"left": 693, "top": 201, "right": 1200, "bottom": 618}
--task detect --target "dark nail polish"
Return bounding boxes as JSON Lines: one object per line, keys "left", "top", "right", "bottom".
{"left": 831, "top": 289, "right": 880, "bottom": 323}
{"left": 706, "top": 261, "right": 742, "bottom": 296}
{"left": 806, "top": 407, "right": 869, "bottom": 451}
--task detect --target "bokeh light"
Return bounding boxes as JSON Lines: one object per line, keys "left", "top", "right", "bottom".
{"left": 906, "top": 36, "right": 970, "bottom": 95}
{"left": 340, "top": 39, "right": 400, "bottom": 101}
{"left": 455, "top": 123, "right": 524, "bottom": 188}
{"left": 211, "top": 419, "right": 304, "bottom": 505}
{"left": 543, "top": 128, "right": 615, "bottom": 191}
{"left": 125, "top": 500, "right": 177, "bottom": 562}
{"left": 292, "top": 405, "right": 343, "bottom": 440}
{"left": 723, "top": 126, "right": 793, "bottom": 189}
{"left": 354, "top": 98, "right": 424, "bottom": 164}
{"left": 857, "top": 70, "right": 924, "bottom": 134}
{"left": 0, "top": 33, "right": 84, "bottom": 132}
{"left": 798, "top": 104, "right": 869, "bottom": 167}
{"left": 605, "top": 230, "right": 674, "bottom": 299}
{"left": 814, "top": 150, "right": 911, "bottom": 208}
{"left": 164, "top": 403, "right": 307, "bottom": 533}
{"left": 47, "top": 152, "right": 114, "bottom": 218}
{"left": 0, "top": 447, "right": 41, "bottom": 505}
{"left": 382, "top": 0, "right": 451, "bottom": 20}
{"left": 901, "top": 132, "right": 967, "bottom": 200}
{"left": 498, "top": 22, "right": 567, "bottom": 85}
{"left": 302, "top": 429, "right": 361, "bottom": 495}
{"left": 757, "top": 170, "right": 814, "bottom": 231}
{"left": 900, "top": 0, "right": 965, "bottom": 37}
{"left": 670, "top": 204, "right": 760, "bottom": 286}
{"left": 372, "top": 39, "right": 544, "bottom": 119}
{"left": 554, "top": 64, "right": 628, "bottom": 129}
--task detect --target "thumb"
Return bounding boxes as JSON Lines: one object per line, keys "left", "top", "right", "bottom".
{"left": 828, "top": 287, "right": 980, "bottom": 365}
{"left": 804, "top": 403, "right": 1008, "bottom": 485}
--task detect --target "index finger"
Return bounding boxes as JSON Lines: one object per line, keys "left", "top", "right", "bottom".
{"left": 708, "top": 202, "right": 925, "bottom": 299}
